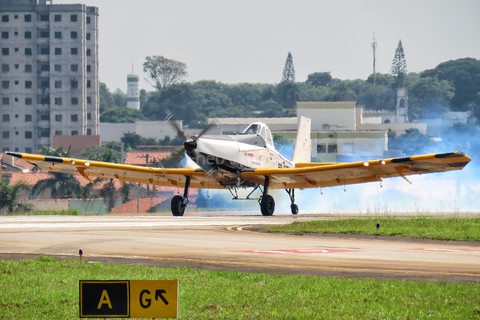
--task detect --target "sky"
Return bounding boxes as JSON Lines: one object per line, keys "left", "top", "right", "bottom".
{"left": 59, "top": 0, "right": 480, "bottom": 93}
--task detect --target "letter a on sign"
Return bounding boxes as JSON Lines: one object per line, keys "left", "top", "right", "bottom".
{"left": 97, "top": 290, "right": 113, "bottom": 309}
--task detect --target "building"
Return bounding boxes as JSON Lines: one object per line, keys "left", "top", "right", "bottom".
{"left": 100, "top": 121, "right": 181, "bottom": 144}
{"left": 0, "top": 0, "right": 99, "bottom": 153}
{"left": 126, "top": 68, "right": 139, "bottom": 109}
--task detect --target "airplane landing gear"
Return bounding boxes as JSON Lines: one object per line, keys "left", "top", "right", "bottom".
{"left": 286, "top": 188, "right": 298, "bottom": 215}
{"left": 260, "top": 176, "right": 275, "bottom": 216}
{"left": 171, "top": 176, "right": 190, "bottom": 216}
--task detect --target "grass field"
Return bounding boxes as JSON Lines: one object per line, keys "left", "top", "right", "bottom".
{"left": 267, "top": 216, "right": 480, "bottom": 242}
{"left": 0, "top": 256, "right": 479, "bottom": 319}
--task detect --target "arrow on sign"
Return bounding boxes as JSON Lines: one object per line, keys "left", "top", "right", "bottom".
{"left": 155, "top": 290, "right": 169, "bottom": 305}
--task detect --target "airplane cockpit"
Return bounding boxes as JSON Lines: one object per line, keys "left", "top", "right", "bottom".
{"left": 241, "top": 122, "right": 274, "bottom": 148}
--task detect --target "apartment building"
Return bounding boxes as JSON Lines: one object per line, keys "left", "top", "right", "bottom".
{"left": 0, "top": 0, "right": 99, "bottom": 153}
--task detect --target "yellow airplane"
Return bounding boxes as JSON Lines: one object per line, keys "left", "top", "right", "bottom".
{"left": 5, "top": 117, "right": 471, "bottom": 216}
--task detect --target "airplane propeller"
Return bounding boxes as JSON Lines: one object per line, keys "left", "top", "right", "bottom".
{"left": 165, "top": 114, "right": 217, "bottom": 175}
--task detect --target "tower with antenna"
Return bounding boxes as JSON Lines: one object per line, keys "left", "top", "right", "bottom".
{"left": 127, "top": 65, "right": 140, "bottom": 110}
{"left": 371, "top": 33, "right": 377, "bottom": 86}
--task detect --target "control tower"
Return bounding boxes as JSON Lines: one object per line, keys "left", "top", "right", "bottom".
{"left": 127, "top": 67, "right": 140, "bottom": 109}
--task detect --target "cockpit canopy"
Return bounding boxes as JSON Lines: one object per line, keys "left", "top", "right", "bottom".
{"left": 242, "top": 122, "right": 274, "bottom": 148}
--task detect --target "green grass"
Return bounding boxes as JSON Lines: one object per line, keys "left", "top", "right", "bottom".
{"left": 0, "top": 256, "right": 479, "bottom": 319}
{"left": 267, "top": 216, "right": 480, "bottom": 241}
{"left": 3, "top": 209, "right": 91, "bottom": 216}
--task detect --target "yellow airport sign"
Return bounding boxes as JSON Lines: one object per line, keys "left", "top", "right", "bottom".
{"left": 79, "top": 280, "right": 178, "bottom": 318}
{"left": 130, "top": 280, "right": 178, "bottom": 318}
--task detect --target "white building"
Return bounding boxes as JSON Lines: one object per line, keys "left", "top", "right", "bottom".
{"left": 0, "top": 0, "right": 99, "bottom": 153}
{"left": 100, "top": 121, "right": 180, "bottom": 143}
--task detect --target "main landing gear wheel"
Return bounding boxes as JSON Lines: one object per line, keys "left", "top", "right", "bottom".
{"left": 260, "top": 194, "right": 275, "bottom": 216}
{"left": 171, "top": 195, "right": 185, "bottom": 216}
{"left": 290, "top": 203, "right": 298, "bottom": 215}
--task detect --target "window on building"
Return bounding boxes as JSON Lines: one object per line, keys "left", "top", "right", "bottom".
{"left": 25, "top": 98, "right": 32, "bottom": 105}
{"left": 2, "top": 81, "right": 9, "bottom": 89}
{"left": 25, "top": 114, "right": 32, "bottom": 122}
{"left": 40, "top": 31, "right": 49, "bottom": 38}
{"left": 1, "top": 32, "right": 8, "bottom": 39}
{"left": 70, "top": 14, "right": 77, "bottom": 22}
{"left": 2, "top": 148, "right": 10, "bottom": 152}
{"left": 86, "top": 49, "right": 91, "bottom": 56}
{"left": 25, "top": 131, "right": 32, "bottom": 139}
{"left": 86, "top": 16, "right": 91, "bottom": 24}
{"left": 54, "top": 97, "right": 62, "bottom": 105}
{"left": 54, "top": 64, "right": 61, "bottom": 72}
{"left": 2, "top": 131, "right": 9, "bottom": 139}
{"left": 86, "top": 65, "right": 91, "bottom": 72}
{"left": 25, "top": 147, "right": 32, "bottom": 153}
{"left": 41, "top": 130, "right": 50, "bottom": 138}
{"left": 40, "top": 64, "right": 49, "bottom": 71}
{"left": 40, "top": 15, "right": 48, "bottom": 22}
{"left": 40, "top": 81, "right": 49, "bottom": 89}
{"left": 40, "top": 114, "right": 49, "bottom": 121}
{"left": 40, "top": 47, "right": 49, "bottom": 55}
{"left": 2, "top": 97, "right": 9, "bottom": 105}
{"left": 2, "top": 15, "right": 9, "bottom": 23}
{"left": 87, "top": 112, "right": 92, "bottom": 120}
{"left": 39, "top": 97, "right": 49, "bottom": 105}
{"left": 14, "top": 80, "right": 18, "bottom": 85}
{"left": 55, "top": 130, "right": 62, "bottom": 135}
{"left": 55, "top": 114, "right": 62, "bottom": 122}
{"left": 86, "top": 33, "right": 91, "bottom": 40}
{"left": 71, "top": 80, "right": 78, "bottom": 89}
{"left": 14, "top": 14, "right": 18, "bottom": 19}
{"left": 54, "top": 31, "right": 62, "bottom": 39}
{"left": 54, "top": 48, "right": 61, "bottom": 55}
{"left": 87, "top": 97, "right": 91, "bottom": 104}
{"left": 54, "top": 81, "right": 62, "bottom": 89}
{"left": 24, "top": 31, "right": 31, "bottom": 39}
{"left": 54, "top": 14, "right": 61, "bottom": 22}
{"left": 25, "top": 48, "right": 32, "bottom": 55}
{"left": 317, "top": 144, "right": 326, "bottom": 153}
{"left": 2, "top": 48, "right": 9, "bottom": 56}
{"left": 71, "top": 64, "right": 78, "bottom": 72}
{"left": 70, "top": 31, "right": 77, "bottom": 39}
{"left": 14, "top": 47, "right": 18, "bottom": 52}
{"left": 25, "top": 81, "right": 32, "bottom": 89}
{"left": 327, "top": 144, "right": 338, "bottom": 153}
{"left": 2, "top": 114, "right": 10, "bottom": 122}
{"left": 25, "top": 64, "right": 32, "bottom": 72}
{"left": 71, "top": 47, "right": 78, "bottom": 55}
{"left": 71, "top": 130, "right": 78, "bottom": 136}
{"left": 71, "top": 114, "right": 78, "bottom": 122}
{"left": 87, "top": 128, "right": 92, "bottom": 135}
{"left": 71, "top": 97, "right": 78, "bottom": 105}
{"left": 1, "top": 64, "right": 8, "bottom": 72}
{"left": 86, "top": 80, "right": 91, "bottom": 88}
{"left": 25, "top": 14, "right": 32, "bottom": 22}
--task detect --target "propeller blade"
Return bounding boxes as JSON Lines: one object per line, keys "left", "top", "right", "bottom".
{"left": 165, "top": 113, "right": 187, "bottom": 141}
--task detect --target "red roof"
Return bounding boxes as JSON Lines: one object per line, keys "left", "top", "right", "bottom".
{"left": 111, "top": 196, "right": 169, "bottom": 214}
{"left": 124, "top": 151, "right": 171, "bottom": 166}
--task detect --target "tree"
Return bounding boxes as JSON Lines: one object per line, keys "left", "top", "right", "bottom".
{"left": 388, "top": 128, "right": 434, "bottom": 155}
{"left": 32, "top": 147, "right": 86, "bottom": 199}
{"left": 407, "top": 77, "right": 454, "bottom": 120}
{"left": 281, "top": 52, "right": 295, "bottom": 83}
{"left": 391, "top": 40, "right": 407, "bottom": 88}
{"left": 0, "top": 180, "right": 32, "bottom": 214}
{"left": 305, "top": 72, "right": 332, "bottom": 87}
{"left": 100, "top": 106, "right": 146, "bottom": 123}
{"left": 421, "top": 58, "right": 480, "bottom": 110}
{"left": 143, "top": 55, "right": 188, "bottom": 90}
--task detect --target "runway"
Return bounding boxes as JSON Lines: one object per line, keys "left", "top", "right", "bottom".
{"left": 0, "top": 214, "right": 479, "bottom": 282}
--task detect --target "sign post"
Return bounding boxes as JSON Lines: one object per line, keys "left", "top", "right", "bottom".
{"left": 79, "top": 280, "right": 178, "bottom": 318}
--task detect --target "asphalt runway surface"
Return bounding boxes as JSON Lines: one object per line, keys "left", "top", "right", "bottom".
{"left": 1, "top": 213, "right": 479, "bottom": 282}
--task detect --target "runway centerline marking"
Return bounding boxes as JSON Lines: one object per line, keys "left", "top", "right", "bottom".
{"left": 233, "top": 249, "right": 360, "bottom": 254}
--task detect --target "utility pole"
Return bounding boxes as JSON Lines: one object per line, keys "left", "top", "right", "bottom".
{"left": 372, "top": 33, "right": 377, "bottom": 86}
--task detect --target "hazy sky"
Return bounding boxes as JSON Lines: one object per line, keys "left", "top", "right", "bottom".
{"left": 60, "top": 0, "right": 480, "bottom": 92}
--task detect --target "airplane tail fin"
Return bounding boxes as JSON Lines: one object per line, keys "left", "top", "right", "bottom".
{"left": 292, "top": 116, "right": 312, "bottom": 163}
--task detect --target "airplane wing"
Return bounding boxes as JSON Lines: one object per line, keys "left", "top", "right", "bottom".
{"left": 240, "top": 152, "right": 471, "bottom": 189}
{"left": 4, "top": 152, "right": 223, "bottom": 189}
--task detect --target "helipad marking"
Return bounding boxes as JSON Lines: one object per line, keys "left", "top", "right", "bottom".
{"left": 233, "top": 249, "right": 360, "bottom": 254}
{"left": 411, "top": 248, "right": 480, "bottom": 253}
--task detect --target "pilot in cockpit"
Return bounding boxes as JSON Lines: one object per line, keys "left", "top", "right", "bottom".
{"left": 243, "top": 124, "right": 259, "bottom": 135}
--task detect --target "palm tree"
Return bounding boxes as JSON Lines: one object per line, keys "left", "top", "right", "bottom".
{"left": 31, "top": 146, "right": 86, "bottom": 200}
{"left": 0, "top": 179, "right": 32, "bottom": 214}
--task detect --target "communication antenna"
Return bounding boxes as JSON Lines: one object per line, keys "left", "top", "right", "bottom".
{"left": 372, "top": 33, "right": 377, "bottom": 86}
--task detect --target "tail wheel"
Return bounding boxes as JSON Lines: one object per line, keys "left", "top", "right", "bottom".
{"left": 171, "top": 195, "right": 185, "bottom": 216}
{"left": 260, "top": 195, "right": 275, "bottom": 216}
{"left": 290, "top": 204, "right": 298, "bottom": 215}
